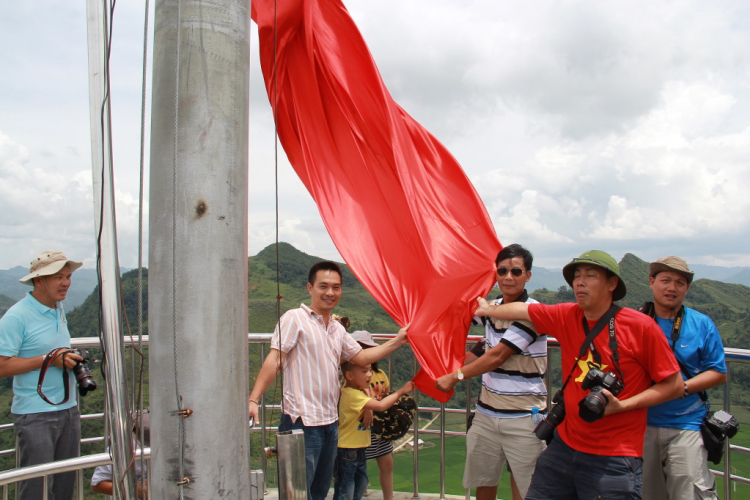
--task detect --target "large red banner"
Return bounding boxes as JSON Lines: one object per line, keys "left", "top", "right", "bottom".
{"left": 251, "top": 0, "right": 501, "bottom": 402}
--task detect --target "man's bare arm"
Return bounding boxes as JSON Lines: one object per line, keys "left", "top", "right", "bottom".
{"left": 475, "top": 298, "right": 532, "bottom": 322}
{"left": 435, "top": 343, "right": 515, "bottom": 392}
{"left": 248, "top": 348, "right": 288, "bottom": 420}
{"left": 0, "top": 351, "right": 81, "bottom": 378}
{"left": 686, "top": 369, "right": 726, "bottom": 395}
{"left": 602, "top": 371, "right": 683, "bottom": 416}
{"left": 351, "top": 326, "right": 409, "bottom": 366}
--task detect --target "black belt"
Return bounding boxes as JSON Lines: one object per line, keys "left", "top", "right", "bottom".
{"left": 477, "top": 400, "right": 547, "bottom": 415}
{"left": 491, "top": 367, "right": 545, "bottom": 379}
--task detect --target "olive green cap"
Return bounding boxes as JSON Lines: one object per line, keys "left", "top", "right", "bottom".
{"left": 562, "top": 250, "right": 626, "bottom": 301}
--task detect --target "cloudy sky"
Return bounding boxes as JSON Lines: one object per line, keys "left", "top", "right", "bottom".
{"left": 1, "top": 0, "right": 749, "bottom": 272}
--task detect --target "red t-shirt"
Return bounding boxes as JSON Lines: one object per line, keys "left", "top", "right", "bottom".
{"left": 529, "top": 303, "right": 679, "bottom": 457}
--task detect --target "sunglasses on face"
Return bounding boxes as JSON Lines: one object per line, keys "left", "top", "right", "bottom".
{"left": 497, "top": 267, "right": 524, "bottom": 277}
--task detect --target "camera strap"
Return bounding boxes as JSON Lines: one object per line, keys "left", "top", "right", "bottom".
{"left": 639, "top": 302, "right": 708, "bottom": 403}
{"left": 583, "top": 305, "right": 625, "bottom": 383}
{"left": 37, "top": 348, "right": 72, "bottom": 406}
{"left": 560, "top": 304, "right": 621, "bottom": 392}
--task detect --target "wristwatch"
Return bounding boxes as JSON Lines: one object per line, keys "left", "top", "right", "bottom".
{"left": 456, "top": 368, "right": 465, "bottom": 381}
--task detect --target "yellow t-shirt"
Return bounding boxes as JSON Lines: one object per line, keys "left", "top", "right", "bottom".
{"left": 338, "top": 386, "right": 371, "bottom": 449}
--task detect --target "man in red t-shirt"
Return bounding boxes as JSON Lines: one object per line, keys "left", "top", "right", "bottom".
{"left": 475, "top": 250, "right": 681, "bottom": 499}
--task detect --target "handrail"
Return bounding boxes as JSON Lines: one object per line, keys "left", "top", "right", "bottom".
{"left": 0, "top": 334, "right": 745, "bottom": 499}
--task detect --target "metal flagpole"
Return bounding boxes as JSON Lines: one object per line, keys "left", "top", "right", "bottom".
{"left": 148, "top": 0, "right": 251, "bottom": 497}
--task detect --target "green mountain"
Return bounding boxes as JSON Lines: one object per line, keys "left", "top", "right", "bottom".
{"left": 531, "top": 253, "right": 750, "bottom": 349}
{"left": 0, "top": 294, "right": 14, "bottom": 317}
{"left": 0, "top": 266, "right": 113, "bottom": 310}
{"left": 247, "top": 242, "right": 398, "bottom": 333}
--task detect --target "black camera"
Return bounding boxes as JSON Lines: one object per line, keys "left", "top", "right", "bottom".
{"left": 579, "top": 368, "right": 623, "bottom": 423}
{"left": 702, "top": 410, "right": 739, "bottom": 464}
{"left": 534, "top": 390, "right": 565, "bottom": 443}
{"left": 70, "top": 349, "right": 97, "bottom": 396}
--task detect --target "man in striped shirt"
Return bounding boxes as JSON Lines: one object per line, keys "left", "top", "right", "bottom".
{"left": 248, "top": 261, "right": 408, "bottom": 500}
{"left": 435, "top": 244, "right": 547, "bottom": 500}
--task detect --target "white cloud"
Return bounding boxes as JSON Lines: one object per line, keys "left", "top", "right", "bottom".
{"left": 2, "top": 0, "right": 750, "bottom": 271}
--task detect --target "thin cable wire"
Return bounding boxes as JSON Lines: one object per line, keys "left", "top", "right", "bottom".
{"left": 136, "top": 0, "right": 151, "bottom": 482}
{"left": 272, "top": 0, "right": 286, "bottom": 434}
{"left": 171, "top": 0, "right": 186, "bottom": 496}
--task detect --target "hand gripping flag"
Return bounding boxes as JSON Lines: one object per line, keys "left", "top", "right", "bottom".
{"left": 252, "top": 0, "right": 501, "bottom": 402}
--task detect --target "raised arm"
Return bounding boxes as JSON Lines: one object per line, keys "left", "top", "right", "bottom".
{"left": 435, "top": 342, "right": 515, "bottom": 393}
{"left": 475, "top": 298, "right": 532, "bottom": 322}
{"left": 364, "top": 380, "right": 415, "bottom": 412}
{"left": 248, "top": 348, "right": 288, "bottom": 421}
{"left": 351, "top": 326, "right": 409, "bottom": 366}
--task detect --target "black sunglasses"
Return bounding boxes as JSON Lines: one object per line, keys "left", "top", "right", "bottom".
{"left": 497, "top": 266, "right": 524, "bottom": 277}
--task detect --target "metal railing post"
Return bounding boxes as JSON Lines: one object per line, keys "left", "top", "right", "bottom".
{"left": 260, "top": 342, "right": 267, "bottom": 483}
{"left": 465, "top": 376, "right": 471, "bottom": 500}
{"left": 439, "top": 403, "right": 446, "bottom": 500}
{"left": 723, "top": 367, "right": 732, "bottom": 500}
{"left": 412, "top": 355, "right": 419, "bottom": 499}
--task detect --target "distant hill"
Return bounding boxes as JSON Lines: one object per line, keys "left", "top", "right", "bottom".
{"left": 526, "top": 266, "right": 565, "bottom": 293}
{"left": 0, "top": 266, "right": 120, "bottom": 310}
{"left": 531, "top": 253, "right": 750, "bottom": 349}
{"left": 65, "top": 242, "right": 400, "bottom": 338}
{"left": 0, "top": 294, "right": 14, "bottom": 317}
{"left": 725, "top": 268, "right": 750, "bottom": 288}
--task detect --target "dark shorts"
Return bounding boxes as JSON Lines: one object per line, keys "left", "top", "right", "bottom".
{"left": 525, "top": 431, "right": 643, "bottom": 500}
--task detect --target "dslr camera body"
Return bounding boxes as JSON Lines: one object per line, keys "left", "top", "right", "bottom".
{"left": 579, "top": 368, "right": 624, "bottom": 423}
{"left": 533, "top": 390, "right": 565, "bottom": 443}
{"left": 702, "top": 409, "right": 740, "bottom": 464}
{"left": 69, "top": 349, "right": 98, "bottom": 396}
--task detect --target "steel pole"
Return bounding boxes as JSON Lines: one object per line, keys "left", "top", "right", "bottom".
{"left": 85, "top": 1, "right": 137, "bottom": 498}
{"left": 149, "top": 0, "right": 251, "bottom": 497}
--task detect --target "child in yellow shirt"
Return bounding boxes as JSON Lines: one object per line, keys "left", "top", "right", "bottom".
{"left": 334, "top": 361, "right": 414, "bottom": 500}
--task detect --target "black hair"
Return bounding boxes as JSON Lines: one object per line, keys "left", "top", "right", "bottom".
{"left": 340, "top": 360, "right": 357, "bottom": 374}
{"left": 358, "top": 343, "right": 381, "bottom": 373}
{"left": 308, "top": 261, "right": 343, "bottom": 285}
{"left": 495, "top": 244, "right": 533, "bottom": 271}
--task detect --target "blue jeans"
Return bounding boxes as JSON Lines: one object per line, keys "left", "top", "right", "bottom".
{"left": 279, "top": 414, "right": 338, "bottom": 500}
{"left": 525, "top": 431, "right": 643, "bottom": 500}
{"left": 12, "top": 406, "right": 81, "bottom": 500}
{"left": 333, "top": 448, "right": 368, "bottom": 500}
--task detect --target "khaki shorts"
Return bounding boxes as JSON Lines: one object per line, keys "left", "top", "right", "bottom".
{"left": 463, "top": 411, "right": 546, "bottom": 498}
{"left": 643, "top": 426, "right": 718, "bottom": 500}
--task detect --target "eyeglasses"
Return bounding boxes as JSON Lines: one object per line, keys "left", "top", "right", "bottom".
{"left": 497, "top": 267, "right": 524, "bottom": 277}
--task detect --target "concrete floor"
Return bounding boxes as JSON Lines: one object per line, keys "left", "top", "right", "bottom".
{"left": 261, "top": 488, "right": 470, "bottom": 500}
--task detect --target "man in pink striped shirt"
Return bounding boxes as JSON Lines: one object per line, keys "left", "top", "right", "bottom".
{"left": 248, "top": 261, "right": 409, "bottom": 500}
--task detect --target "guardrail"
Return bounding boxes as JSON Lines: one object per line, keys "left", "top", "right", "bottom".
{"left": 0, "top": 334, "right": 746, "bottom": 499}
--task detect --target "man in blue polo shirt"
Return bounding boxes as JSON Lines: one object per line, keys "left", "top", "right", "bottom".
{"left": 0, "top": 250, "right": 84, "bottom": 500}
{"left": 641, "top": 256, "right": 727, "bottom": 500}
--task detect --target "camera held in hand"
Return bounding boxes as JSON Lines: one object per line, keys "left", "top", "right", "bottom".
{"left": 533, "top": 390, "right": 565, "bottom": 443}
{"left": 70, "top": 349, "right": 98, "bottom": 396}
{"left": 578, "top": 368, "right": 623, "bottom": 423}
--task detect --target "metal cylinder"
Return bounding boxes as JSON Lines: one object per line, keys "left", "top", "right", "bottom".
{"left": 148, "top": 0, "right": 251, "bottom": 497}
{"left": 276, "top": 430, "right": 306, "bottom": 500}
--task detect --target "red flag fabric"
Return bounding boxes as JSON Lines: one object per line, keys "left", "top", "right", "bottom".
{"left": 251, "top": 0, "right": 501, "bottom": 402}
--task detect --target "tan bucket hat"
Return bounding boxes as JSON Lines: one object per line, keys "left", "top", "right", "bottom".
{"left": 649, "top": 256, "right": 694, "bottom": 284}
{"left": 350, "top": 330, "right": 379, "bottom": 348}
{"left": 19, "top": 250, "right": 83, "bottom": 285}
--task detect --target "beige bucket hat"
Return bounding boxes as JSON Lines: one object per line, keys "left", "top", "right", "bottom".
{"left": 19, "top": 250, "right": 82, "bottom": 285}
{"left": 649, "top": 256, "right": 694, "bottom": 284}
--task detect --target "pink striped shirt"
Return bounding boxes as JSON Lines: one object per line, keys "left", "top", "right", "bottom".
{"left": 272, "top": 303, "right": 362, "bottom": 426}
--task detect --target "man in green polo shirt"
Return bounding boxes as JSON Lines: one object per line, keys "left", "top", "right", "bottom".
{"left": 0, "top": 250, "right": 84, "bottom": 500}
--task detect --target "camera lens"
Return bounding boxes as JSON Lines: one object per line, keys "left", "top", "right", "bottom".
{"left": 579, "top": 389, "right": 608, "bottom": 422}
